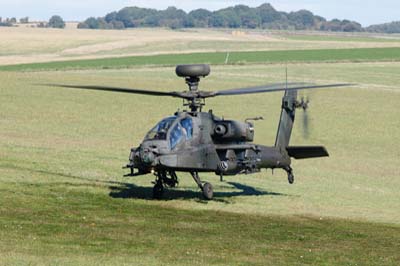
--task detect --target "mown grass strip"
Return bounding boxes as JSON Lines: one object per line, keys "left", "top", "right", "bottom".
{"left": 0, "top": 47, "right": 399, "bottom": 71}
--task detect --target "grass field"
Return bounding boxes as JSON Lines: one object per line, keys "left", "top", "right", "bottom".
{"left": 1, "top": 27, "right": 400, "bottom": 265}
{"left": 2, "top": 26, "right": 400, "bottom": 66}
{"left": 1, "top": 47, "right": 400, "bottom": 71}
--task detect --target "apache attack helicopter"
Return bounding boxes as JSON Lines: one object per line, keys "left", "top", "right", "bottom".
{"left": 54, "top": 64, "right": 350, "bottom": 200}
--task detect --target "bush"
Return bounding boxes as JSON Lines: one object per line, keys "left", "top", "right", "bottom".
{"left": 48, "top": 15, "right": 65, "bottom": 28}
{"left": 19, "top": 17, "right": 29, "bottom": 24}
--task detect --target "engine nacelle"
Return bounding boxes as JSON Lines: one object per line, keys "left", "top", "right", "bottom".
{"left": 213, "top": 120, "right": 254, "bottom": 142}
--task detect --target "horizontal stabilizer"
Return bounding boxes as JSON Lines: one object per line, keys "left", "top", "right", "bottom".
{"left": 286, "top": 146, "right": 329, "bottom": 159}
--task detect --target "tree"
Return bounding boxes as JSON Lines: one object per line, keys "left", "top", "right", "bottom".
{"left": 111, "top": 20, "right": 125, "bottom": 29}
{"left": 213, "top": 8, "right": 240, "bottom": 28}
{"left": 342, "top": 21, "right": 363, "bottom": 32}
{"left": 257, "top": 3, "right": 281, "bottom": 25}
{"left": 367, "top": 21, "right": 400, "bottom": 33}
{"left": 208, "top": 14, "right": 222, "bottom": 27}
{"left": 96, "top": 18, "right": 112, "bottom": 29}
{"left": 37, "top": 22, "right": 46, "bottom": 28}
{"left": 158, "top": 7, "right": 187, "bottom": 29}
{"left": 288, "top": 10, "right": 315, "bottom": 29}
{"left": 0, "top": 17, "right": 13, "bottom": 27}
{"left": 105, "top": 12, "right": 117, "bottom": 23}
{"left": 188, "top": 9, "right": 212, "bottom": 27}
{"left": 144, "top": 15, "right": 160, "bottom": 27}
{"left": 48, "top": 15, "right": 65, "bottom": 28}
{"left": 19, "top": 17, "right": 29, "bottom": 24}
{"left": 234, "top": 5, "right": 260, "bottom": 28}
{"left": 1, "top": 17, "right": 13, "bottom": 26}
{"left": 78, "top": 17, "right": 98, "bottom": 29}
{"left": 116, "top": 7, "right": 157, "bottom": 27}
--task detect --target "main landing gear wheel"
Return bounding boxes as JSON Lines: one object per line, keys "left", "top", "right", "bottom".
{"left": 190, "top": 172, "right": 213, "bottom": 200}
{"left": 153, "top": 182, "right": 164, "bottom": 199}
{"left": 202, "top": 182, "right": 213, "bottom": 200}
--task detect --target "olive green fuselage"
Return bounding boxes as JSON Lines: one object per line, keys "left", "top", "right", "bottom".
{"left": 131, "top": 111, "right": 290, "bottom": 176}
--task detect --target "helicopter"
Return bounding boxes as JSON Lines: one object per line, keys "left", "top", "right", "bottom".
{"left": 53, "top": 64, "right": 350, "bottom": 200}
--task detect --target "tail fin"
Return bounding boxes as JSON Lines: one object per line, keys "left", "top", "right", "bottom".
{"left": 275, "top": 89, "right": 297, "bottom": 148}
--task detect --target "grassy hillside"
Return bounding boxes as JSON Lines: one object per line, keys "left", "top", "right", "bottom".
{"left": 1, "top": 28, "right": 400, "bottom": 265}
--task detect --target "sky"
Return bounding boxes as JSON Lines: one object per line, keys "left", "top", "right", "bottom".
{"left": 0, "top": 0, "right": 398, "bottom": 26}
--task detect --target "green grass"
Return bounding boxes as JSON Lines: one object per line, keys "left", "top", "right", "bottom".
{"left": 283, "top": 34, "right": 400, "bottom": 42}
{"left": 1, "top": 62, "right": 400, "bottom": 264}
{"left": 1, "top": 47, "right": 400, "bottom": 71}
{"left": 1, "top": 181, "right": 399, "bottom": 266}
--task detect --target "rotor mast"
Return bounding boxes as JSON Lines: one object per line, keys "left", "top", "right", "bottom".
{"left": 176, "top": 64, "right": 211, "bottom": 112}
{"left": 183, "top": 76, "right": 205, "bottom": 112}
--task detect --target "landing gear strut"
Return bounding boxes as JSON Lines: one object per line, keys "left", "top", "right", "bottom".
{"left": 164, "top": 171, "right": 179, "bottom": 188}
{"left": 153, "top": 179, "right": 164, "bottom": 199}
{"left": 285, "top": 166, "right": 295, "bottom": 184}
{"left": 190, "top": 172, "right": 213, "bottom": 200}
{"left": 152, "top": 171, "right": 179, "bottom": 199}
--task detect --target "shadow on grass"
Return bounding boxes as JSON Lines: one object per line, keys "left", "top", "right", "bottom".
{"left": 108, "top": 181, "right": 287, "bottom": 202}
{"left": 2, "top": 163, "right": 288, "bottom": 202}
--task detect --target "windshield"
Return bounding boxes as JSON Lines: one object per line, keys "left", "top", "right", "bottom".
{"left": 170, "top": 123, "right": 183, "bottom": 149}
{"left": 180, "top": 117, "right": 193, "bottom": 140}
{"left": 145, "top": 116, "right": 176, "bottom": 140}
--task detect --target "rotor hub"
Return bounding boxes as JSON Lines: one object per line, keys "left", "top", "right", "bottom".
{"left": 175, "top": 64, "right": 210, "bottom": 79}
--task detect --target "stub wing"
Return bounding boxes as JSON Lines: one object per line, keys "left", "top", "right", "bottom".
{"left": 286, "top": 146, "right": 329, "bottom": 159}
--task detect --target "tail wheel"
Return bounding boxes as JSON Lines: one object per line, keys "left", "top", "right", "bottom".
{"left": 288, "top": 173, "right": 294, "bottom": 184}
{"left": 202, "top": 182, "right": 213, "bottom": 200}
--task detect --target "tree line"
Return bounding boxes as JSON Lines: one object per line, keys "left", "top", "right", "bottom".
{"left": 77, "top": 4, "right": 365, "bottom": 32}
{"left": 366, "top": 21, "right": 400, "bottom": 34}
{"left": 0, "top": 17, "right": 17, "bottom": 26}
{"left": 0, "top": 15, "right": 65, "bottom": 28}
{"left": 2, "top": 4, "right": 399, "bottom": 33}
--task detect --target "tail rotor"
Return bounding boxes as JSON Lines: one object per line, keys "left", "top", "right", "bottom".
{"left": 298, "top": 95, "right": 311, "bottom": 139}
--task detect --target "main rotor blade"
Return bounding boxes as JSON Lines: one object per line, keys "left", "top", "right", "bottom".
{"left": 45, "top": 84, "right": 181, "bottom": 98}
{"left": 213, "top": 83, "right": 352, "bottom": 96}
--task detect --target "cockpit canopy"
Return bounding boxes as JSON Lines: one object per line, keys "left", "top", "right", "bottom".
{"left": 145, "top": 116, "right": 193, "bottom": 149}
{"left": 146, "top": 116, "right": 176, "bottom": 140}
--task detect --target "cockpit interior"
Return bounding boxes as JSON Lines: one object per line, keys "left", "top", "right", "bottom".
{"left": 145, "top": 116, "right": 193, "bottom": 149}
